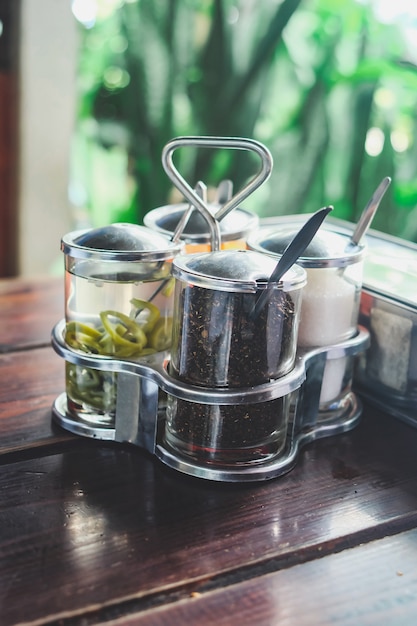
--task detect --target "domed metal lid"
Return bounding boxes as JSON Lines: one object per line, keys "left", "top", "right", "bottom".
{"left": 144, "top": 204, "right": 258, "bottom": 243}
{"left": 61, "top": 223, "right": 183, "bottom": 261}
{"left": 248, "top": 223, "right": 365, "bottom": 268}
{"left": 172, "top": 249, "right": 306, "bottom": 292}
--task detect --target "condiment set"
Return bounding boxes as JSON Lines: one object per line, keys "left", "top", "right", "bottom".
{"left": 51, "top": 136, "right": 380, "bottom": 482}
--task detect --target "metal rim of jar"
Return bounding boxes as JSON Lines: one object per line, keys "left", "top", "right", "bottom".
{"left": 144, "top": 203, "right": 259, "bottom": 244}
{"left": 172, "top": 251, "right": 307, "bottom": 293}
{"left": 61, "top": 229, "right": 183, "bottom": 262}
{"left": 247, "top": 227, "right": 366, "bottom": 269}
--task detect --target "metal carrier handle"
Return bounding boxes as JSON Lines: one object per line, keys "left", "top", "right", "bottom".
{"left": 161, "top": 136, "right": 273, "bottom": 251}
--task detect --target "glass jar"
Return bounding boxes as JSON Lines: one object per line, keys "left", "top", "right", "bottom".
{"left": 144, "top": 202, "right": 258, "bottom": 253}
{"left": 163, "top": 249, "right": 306, "bottom": 465}
{"left": 62, "top": 223, "right": 183, "bottom": 427}
{"left": 248, "top": 221, "right": 365, "bottom": 413}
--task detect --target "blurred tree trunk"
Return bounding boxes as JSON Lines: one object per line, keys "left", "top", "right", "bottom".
{"left": 0, "top": 0, "right": 19, "bottom": 277}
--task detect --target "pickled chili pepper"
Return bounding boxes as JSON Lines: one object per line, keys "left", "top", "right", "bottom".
{"left": 66, "top": 362, "right": 116, "bottom": 414}
{"left": 65, "top": 321, "right": 102, "bottom": 353}
{"left": 65, "top": 298, "right": 173, "bottom": 360}
{"left": 129, "top": 298, "right": 160, "bottom": 332}
{"left": 148, "top": 317, "right": 173, "bottom": 351}
{"left": 100, "top": 310, "right": 148, "bottom": 357}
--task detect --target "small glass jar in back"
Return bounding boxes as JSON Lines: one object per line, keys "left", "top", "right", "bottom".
{"left": 144, "top": 202, "right": 258, "bottom": 253}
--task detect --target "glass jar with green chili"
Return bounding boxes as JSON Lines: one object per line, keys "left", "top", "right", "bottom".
{"left": 61, "top": 223, "right": 182, "bottom": 426}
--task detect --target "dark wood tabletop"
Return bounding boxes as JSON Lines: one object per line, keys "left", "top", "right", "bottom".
{"left": 1, "top": 276, "right": 417, "bottom": 625}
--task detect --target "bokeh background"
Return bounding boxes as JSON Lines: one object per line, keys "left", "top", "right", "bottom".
{"left": 3, "top": 0, "right": 417, "bottom": 275}
{"left": 71, "top": 0, "right": 417, "bottom": 234}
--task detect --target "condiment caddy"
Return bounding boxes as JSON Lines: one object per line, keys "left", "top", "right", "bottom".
{"left": 51, "top": 136, "right": 370, "bottom": 482}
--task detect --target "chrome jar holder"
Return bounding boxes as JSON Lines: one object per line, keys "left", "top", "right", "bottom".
{"left": 52, "top": 320, "right": 369, "bottom": 482}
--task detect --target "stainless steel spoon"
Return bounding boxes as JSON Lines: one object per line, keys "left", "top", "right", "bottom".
{"left": 251, "top": 205, "right": 333, "bottom": 319}
{"left": 350, "top": 176, "right": 391, "bottom": 247}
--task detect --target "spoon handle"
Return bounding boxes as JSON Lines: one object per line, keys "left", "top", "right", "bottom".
{"left": 351, "top": 176, "right": 391, "bottom": 246}
{"left": 251, "top": 205, "right": 333, "bottom": 319}
{"left": 269, "top": 206, "right": 333, "bottom": 284}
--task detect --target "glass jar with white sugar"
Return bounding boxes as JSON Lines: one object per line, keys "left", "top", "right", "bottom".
{"left": 248, "top": 220, "right": 365, "bottom": 413}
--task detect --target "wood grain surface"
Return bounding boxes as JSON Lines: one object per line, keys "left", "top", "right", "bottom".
{"left": 114, "top": 529, "right": 417, "bottom": 626}
{"left": 0, "top": 346, "right": 71, "bottom": 455}
{"left": 1, "top": 403, "right": 417, "bottom": 625}
{"left": 0, "top": 276, "right": 63, "bottom": 351}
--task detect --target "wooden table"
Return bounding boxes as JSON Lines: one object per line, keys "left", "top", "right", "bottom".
{"left": 1, "top": 276, "right": 417, "bottom": 625}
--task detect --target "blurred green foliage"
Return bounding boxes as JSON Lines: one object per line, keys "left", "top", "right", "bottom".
{"left": 71, "top": 0, "right": 417, "bottom": 242}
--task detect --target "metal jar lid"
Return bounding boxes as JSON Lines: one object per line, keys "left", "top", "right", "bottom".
{"left": 61, "top": 223, "right": 183, "bottom": 262}
{"left": 144, "top": 204, "right": 259, "bottom": 244}
{"left": 172, "top": 249, "right": 306, "bottom": 292}
{"left": 248, "top": 219, "right": 365, "bottom": 269}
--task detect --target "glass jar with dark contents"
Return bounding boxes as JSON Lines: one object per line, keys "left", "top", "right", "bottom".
{"left": 163, "top": 249, "right": 306, "bottom": 466}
